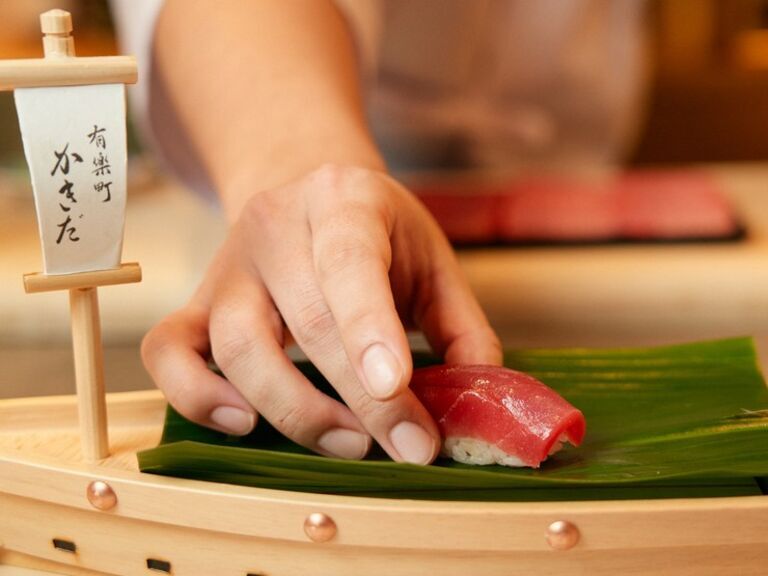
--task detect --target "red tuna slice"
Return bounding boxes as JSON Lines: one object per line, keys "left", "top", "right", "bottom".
{"left": 615, "top": 171, "right": 738, "bottom": 239}
{"left": 414, "top": 189, "right": 499, "bottom": 244}
{"left": 496, "top": 177, "right": 620, "bottom": 241}
{"left": 411, "top": 365, "right": 585, "bottom": 468}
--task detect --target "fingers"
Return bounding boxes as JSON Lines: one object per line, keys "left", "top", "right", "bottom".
{"left": 266, "top": 262, "right": 440, "bottom": 464}
{"left": 246, "top": 185, "right": 440, "bottom": 464}
{"left": 208, "top": 271, "right": 371, "bottom": 459}
{"left": 309, "top": 193, "right": 412, "bottom": 401}
{"left": 329, "top": 359, "right": 440, "bottom": 465}
{"left": 141, "top": 306, "right": 257, "bottom": 436}
{"left": 413, "top": 232, "right": 503, "bottom": 367}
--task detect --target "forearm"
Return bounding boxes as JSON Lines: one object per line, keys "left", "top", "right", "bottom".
{"left": 154, "top": 0, "right": 385, "bottom": 221}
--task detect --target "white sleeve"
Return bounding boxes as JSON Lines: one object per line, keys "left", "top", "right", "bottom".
{"left": 108, "top": 0, "right": 164, "bottom": 157}
{"left": 109, "top": 0, "right": 216, "bottom": 199}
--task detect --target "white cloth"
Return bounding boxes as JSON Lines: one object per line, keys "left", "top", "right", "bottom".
{"left": 110, "top": 0, "right": 647, "bottom": 190}
{"left": 109, "top": 0, "right": 164, "bottom": 159}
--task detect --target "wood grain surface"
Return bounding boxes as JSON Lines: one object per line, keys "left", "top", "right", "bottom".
{"left": 1, "top": 391, "right": 766, "bottom": 575}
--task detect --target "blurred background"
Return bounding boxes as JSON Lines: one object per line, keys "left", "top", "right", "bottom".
{"left": 2, "top": 0, "right": 768, "bottom": 399}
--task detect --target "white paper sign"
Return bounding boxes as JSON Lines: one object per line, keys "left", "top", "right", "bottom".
{"left": 14, "top": 83, "right": 127, "bottom": 275}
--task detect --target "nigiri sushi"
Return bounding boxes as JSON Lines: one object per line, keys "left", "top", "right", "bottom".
{"left": 411, "top": 365, "right": 585, "bottom": 468}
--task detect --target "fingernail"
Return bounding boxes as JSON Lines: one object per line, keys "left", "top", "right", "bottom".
{"left": 389, "top": 421, "right": 437, "bottom": 465}
{"left": 317, "top": 428, "right": 370, "bottom": 460}
{"left": 210, "top": 406, "right": 255, "bottom": 436}
{"left": 362, "top": 343, "right": 403, "bottom": 399}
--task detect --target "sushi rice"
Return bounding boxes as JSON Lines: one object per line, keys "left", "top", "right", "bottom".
{"left": 442, "top": 434, "right": 569, "bottom": 467}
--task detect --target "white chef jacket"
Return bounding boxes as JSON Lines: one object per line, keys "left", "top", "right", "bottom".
{"left": 110, "top": 0, "right": 648, "bottom": 193}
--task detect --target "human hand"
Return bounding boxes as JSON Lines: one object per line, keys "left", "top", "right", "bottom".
{"left": 142, "top": 164, "right": 502, "bottom": 464}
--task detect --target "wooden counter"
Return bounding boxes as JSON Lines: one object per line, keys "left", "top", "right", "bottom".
{"left": 456, "top": 165, "right": 768, "bottom": 349}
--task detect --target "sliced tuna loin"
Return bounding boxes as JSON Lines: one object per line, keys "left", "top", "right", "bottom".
{"left": 411, "top": 170, "right": 738, "bottom": 244}
{"left": 497, "top": 177, "right": 620, "bottom": 241}
{"left": 416, "top": 190, "right": 498, "bottom": 244}
{"left": 616, "top": 171, "right": 738, "bottom": 239}
{"left": 411, "top": 365, "right": 586, "bottom": 468}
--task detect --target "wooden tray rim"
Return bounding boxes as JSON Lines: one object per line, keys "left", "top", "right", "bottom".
{"left": 1, "top": 391, "right": 766, "bottom": 553}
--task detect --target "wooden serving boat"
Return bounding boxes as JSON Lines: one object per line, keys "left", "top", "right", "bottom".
{"left": 1, "top": 389, "right": 767, "bottom": 576}
{"left": 2, "top": 8, "right": 767, "bottom": 576}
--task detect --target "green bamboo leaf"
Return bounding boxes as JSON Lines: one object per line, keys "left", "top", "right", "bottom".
{"left": 138, "top": 337, "right": 768, "bottom": 501}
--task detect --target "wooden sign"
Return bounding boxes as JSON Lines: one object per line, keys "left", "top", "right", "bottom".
{"left": 0, "top": 9, "right": 140, "bottom": 461}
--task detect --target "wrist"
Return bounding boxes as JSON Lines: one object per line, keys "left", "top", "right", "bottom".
{"left": 219, "top": 149, "right": 387, "bottom": 224}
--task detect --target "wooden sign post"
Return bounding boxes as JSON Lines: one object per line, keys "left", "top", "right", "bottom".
{"left": 0, "top": 10, "right": 140, "bottom": 462}
{"left": 24, "top": 265, "right": 142, "bottom": 461}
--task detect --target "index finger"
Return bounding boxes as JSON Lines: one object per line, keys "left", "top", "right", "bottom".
{"left": 308, "top": 182, "right": 412, "bottom": 402}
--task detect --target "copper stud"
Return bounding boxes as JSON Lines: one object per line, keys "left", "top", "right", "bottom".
{"left": 86, "top": 480, "right": 118, "bottom": 511}
{"left": 303, "top": 512, "right": 337, "bottom": 543}
{"left": 546, "top": 520, "right": 580, "bottom": 550}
